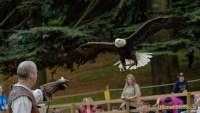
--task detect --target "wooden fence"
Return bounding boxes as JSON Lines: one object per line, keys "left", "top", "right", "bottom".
{"left": 48, "top": 91, "right": 200, "bottom": 113}
{"left": 52, "top": 78, "right": 200, "bottom": 100}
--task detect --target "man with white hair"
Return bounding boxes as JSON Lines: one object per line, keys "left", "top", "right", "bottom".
{"left": 9, "top": 61, "right": 69, "bottom": 113}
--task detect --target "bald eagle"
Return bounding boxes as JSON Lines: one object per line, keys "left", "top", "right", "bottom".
{"left": 78, "top": 17, "right": 185, "bottom": 71}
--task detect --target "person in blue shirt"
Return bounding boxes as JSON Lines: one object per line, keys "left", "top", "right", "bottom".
{"left": 172, "top": 72, "right": 188, "bottom": 105}
{"left": 172, "top": 72, "right": 188, "bottom": 93}
{"left": 0, "top": 85, "right": 8, "bottom": 112}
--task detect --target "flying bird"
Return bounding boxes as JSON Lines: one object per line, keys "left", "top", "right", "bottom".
{"left": 78, "top": 17, "right": 185, "bottom": 71}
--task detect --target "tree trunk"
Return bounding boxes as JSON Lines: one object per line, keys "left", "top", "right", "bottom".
{"left": 31, "top": 8, "right": 42, "bottom": 26}
{"left": 151, "top": 52, "right": 180, "bottom": 94}
{"left": 35, "top": 68, "right": 47, "bottom": 88}
{"left": 151, "top": 0, "right": 168, "bottom": 11}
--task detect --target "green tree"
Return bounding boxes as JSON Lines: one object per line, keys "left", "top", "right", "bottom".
{"left": 0, "top": 0, "right": 199, "bottom": 87}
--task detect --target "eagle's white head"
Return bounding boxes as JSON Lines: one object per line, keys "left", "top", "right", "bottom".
{"left": 114, "top": 38, "right": 127, "bottom": 48}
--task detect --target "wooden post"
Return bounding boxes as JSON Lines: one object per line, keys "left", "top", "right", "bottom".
{"left": 70, "top": 104, "right": 76, "bottom": 113}
{"left": 107, "top": 102, "right": 111, "bottom": 111}
{"left": 187, "top": 92, "right": 192, "bottom": 113}
{"left": 126, "top": 100, "right": 130, "bottom": 113}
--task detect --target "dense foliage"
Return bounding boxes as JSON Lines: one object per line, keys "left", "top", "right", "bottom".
{"left": 0, "top": 0, "right": 199, "bottom": 76}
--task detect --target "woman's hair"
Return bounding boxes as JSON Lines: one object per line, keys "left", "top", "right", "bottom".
{"left": 82, "top": 97, "right": 93, "bottom": 102}
{"left": 126, "top": 74, "right": 136, "bottom": 86}
{"left": 82, "top": 97, "right": 94, "bottom": 107}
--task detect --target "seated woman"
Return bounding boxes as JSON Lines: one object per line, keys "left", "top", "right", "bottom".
{"left": 78, "top": 97, "right": 96, "bottom": 113}
{"left": 120, "top": 74, "right": 141, "bottom": 110}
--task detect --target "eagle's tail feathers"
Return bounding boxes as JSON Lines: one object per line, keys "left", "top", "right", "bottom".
{"left": 113, "top": 52, "right": 152, "bottom": 71}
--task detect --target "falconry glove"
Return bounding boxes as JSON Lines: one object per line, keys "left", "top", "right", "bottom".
{"left": 40, "top": 79, "right": 70, "bottom": 100}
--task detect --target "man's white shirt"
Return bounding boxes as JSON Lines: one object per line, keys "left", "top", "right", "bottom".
{"left": 11, "top": 83, "right": 43, "bottom": 113}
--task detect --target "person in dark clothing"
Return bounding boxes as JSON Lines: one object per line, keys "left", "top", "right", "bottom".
{"left": 172, "top": 72, "right": 188, "bottom": 104}
{"left": 186, "top": 47, "right": 194, "bottom": 69}
{"left": 172, "top": 73, "right": 188, "bottom": 93}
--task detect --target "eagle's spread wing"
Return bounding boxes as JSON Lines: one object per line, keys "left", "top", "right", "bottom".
{"left": 126, "top": 17, "right": 185, "bottom": 46}
{"left": 79, "top": 42, "right": 116, "bottom": 52}
{"left": 74, "top": 42, "right": 117, "bottom": 65}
